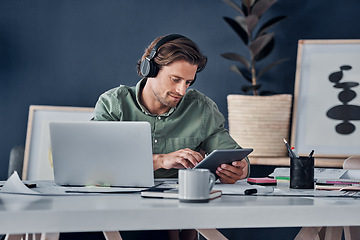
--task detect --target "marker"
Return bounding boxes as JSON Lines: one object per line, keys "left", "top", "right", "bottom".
{"left": 309, "top": 150, "right": 314, "bottom": 158}
{"left": 244, "top": 187, "right": 274, "bottom": 195}
{"left": 283, "top": 139, "right": 295, "bottom": 158}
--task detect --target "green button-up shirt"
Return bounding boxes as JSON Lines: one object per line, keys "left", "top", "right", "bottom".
{"left": 93, "top": 79, "right": 248, "bottom": 178}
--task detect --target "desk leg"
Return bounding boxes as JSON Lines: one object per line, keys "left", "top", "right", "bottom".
{"left": 323, "top": 227, "right": 343, "bottom": 240}
{"left": 295, "top": 227, "right": 322, "bottom": 240}
{"left": 39, "top": 233, "right": 59, "bottom": 240}
{"left": 344, "top": 226, "right": 360, "bottom": 240}
{"left": 196, "top": 229, "right": 228, "bottom": 240}
{"left": 31, "top": 234, "right": 41, "bottom": 240}
{"left": 102, "top": 231, "right": 123, "bottom": 240}
{"left": 4, "top": 234, "right": 27, "bottom": 240}
{"left": 296, "top": 227, "right": 344, "bottom": 240}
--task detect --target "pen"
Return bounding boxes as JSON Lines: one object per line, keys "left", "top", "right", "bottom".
{"left": 309, "top": 150, "right": 314, "bottom": 158}
{"left": 283, "top": 139, "right": 295, "bottom": 158}
{"left": 291, "top": 147, "right": 299, "bottom": 158}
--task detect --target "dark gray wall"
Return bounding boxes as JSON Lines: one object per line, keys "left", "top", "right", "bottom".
{"left": 1, "top": 0, "right": 360, "bottom": 181}
{"left": 1, "top": 1, "right": 359, "bottom": 239}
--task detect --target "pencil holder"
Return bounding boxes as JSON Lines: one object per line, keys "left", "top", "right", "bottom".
{"left": 290, "top": 156, "right": 314, "bottom": 189}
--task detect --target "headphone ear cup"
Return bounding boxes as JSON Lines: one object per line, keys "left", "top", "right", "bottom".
{"left": 140, "top": 58, "right": 151, "bottom": 77}
{"left": 147, "top": 60, "right": 159, "bottom": 78}
{"left": 140, "top": 57, "right": 159, "bottom": 78}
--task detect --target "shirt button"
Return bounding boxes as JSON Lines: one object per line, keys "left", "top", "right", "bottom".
{"left": 154, "top": 139, "right": 158, "bottom": 143}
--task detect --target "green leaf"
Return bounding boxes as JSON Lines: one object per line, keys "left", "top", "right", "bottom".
{"left": 223, "top": 17, "right": 249, "bottom": 45}
{"left": 222, "top": 53, "right": 251, "bottom": 70}
{"left": 241, "top": 3, "right": 249, "bottom": 16}
{"left": 259, "top": 90, "right": 278, "bottom": 95}
{"left": 222, "top": 0, "right": 245, "bottom": 16}
{"left": 252, "top": 0, "right": 277, "bottom": 18}
{"left": 242, "top": 83, "right": 262, "bottom": 93}
{"left": 256, "top": 15, "right": 287, "bottom": 38}
{"left": 254, "top": 36, "right": 275, "bottom": 61}
{"left": 257, "top": 57, "right": 289, "bottom": 79}
{"left": 241, "top": 85, "right": 253, "bottom": 93}
{"left": 230, "top": 65, "right": 252, "bottom": 82}
{"left": 234, "top": 14, "right": 259, "bottom": 36}
{"left": 234, "top": 16, "right": 249, "bottom": 35}
{"left": 249, "top": 32, "right": 274, "bottom": 58}
{"left": 242, "top": 0, "right": 256, "bottom": 8}
{"left": 245, "top": 14, "right": 259, "bottom": 34}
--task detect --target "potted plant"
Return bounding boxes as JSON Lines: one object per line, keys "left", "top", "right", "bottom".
{"left": 221, "top": 0, "right": 292, "bottom": 157}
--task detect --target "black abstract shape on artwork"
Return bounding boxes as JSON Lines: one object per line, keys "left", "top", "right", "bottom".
{"left": 326, "top": 65, "right": 360, "bottom": 134}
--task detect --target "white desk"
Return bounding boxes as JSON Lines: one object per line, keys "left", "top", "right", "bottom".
{"left": 0, "top": 181, "right": 360, "bottom": 236}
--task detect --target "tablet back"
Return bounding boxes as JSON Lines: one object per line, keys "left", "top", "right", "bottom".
{"left": 194, "top": 148, "right": 253, "bottom": 177}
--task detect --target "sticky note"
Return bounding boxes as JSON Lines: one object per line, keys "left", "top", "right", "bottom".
{"left": 247, "top": 177, "right": 277, "bottom": 185}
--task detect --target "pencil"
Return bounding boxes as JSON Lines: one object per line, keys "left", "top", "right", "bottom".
{"left": 283, "top": 139, "right": 295, "bottom": 158}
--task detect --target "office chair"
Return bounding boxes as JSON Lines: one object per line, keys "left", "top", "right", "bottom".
{"left": 8, "top": 145, "right": 25, "bottom": 178}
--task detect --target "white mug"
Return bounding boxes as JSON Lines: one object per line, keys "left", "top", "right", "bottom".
{"left": 178, "top": 169, "right": 216, "bottom": 203}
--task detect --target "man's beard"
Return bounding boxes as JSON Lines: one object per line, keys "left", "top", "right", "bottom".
{"left": 153, "top": 90, "right": 182, "bottom": 109}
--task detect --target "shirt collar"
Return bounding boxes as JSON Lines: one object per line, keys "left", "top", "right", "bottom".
{"left": 135, "top": 78, "right": 176, "bottom": 117}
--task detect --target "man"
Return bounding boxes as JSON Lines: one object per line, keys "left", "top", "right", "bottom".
{"left": 93, "top": 34, "right": 249, "bottom": 184}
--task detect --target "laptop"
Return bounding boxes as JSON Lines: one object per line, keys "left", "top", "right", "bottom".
{"left": 49, "top": 121, "right": 155, "bottom": 187}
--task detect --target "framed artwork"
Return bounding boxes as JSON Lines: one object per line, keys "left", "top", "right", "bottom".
{"left": 23, "top": 105, "right": 95, "bottom": 180}
{"left": 291, "top": 40, "right": 360, "bottom": 158}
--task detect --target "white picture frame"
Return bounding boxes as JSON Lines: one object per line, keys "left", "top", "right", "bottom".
{"left": 23, "top": 105, "right": 95, "bottom": 180}
{"left": 291, "top": 40, "right": 360, "bottom": 158}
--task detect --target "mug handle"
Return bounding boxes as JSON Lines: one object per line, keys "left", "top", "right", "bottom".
{"left": 209, "top": 173, "right": 216, "bottom": 191}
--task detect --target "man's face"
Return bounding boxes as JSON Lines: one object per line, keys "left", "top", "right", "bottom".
{"left": 150, "top": 60, "right": 198, "bottom": 109}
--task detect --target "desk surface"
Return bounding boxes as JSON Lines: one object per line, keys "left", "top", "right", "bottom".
{"left": 249, "top": 156, "right": 345, "bottom": 168}
{"left": 1, "top": 181, "right": 360, "bottom": 235}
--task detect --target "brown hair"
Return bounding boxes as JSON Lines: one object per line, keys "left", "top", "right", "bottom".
{"left": 137, "top": 35, "right": 207, "bottom": 76}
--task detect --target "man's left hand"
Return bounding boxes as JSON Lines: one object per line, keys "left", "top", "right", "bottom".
{"left": 216, "top": 158, "right": 248, "bottom": 184}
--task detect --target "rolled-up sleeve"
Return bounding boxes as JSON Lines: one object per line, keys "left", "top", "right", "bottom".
{"left": 93, "top": 89, "right": 122, "bottom": 121}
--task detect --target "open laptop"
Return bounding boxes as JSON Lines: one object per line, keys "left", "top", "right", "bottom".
{"left": 49, "top": 121, "right": 155, "bottom": 187}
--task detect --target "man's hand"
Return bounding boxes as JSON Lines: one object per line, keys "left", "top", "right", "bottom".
{"left": 216, "top": 158, "right": 248, "bottom": 184}
{"left": 153, "top": 148, "right": 204, "bottom": 170}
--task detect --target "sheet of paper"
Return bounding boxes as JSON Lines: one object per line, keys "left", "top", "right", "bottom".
{"left": 341, "top": 169, "right": 360, "bottom": 179}
{"left": 63, "top": 186, "right": 147, "bottom": 193}
{"left": 62, "top": 180, "right": 180, "bottom": 193}
{"left": 269, "top": 167, "right": 347, "bottom": 180}
{"left": 0, "top": 171, "right": 39, "bottom": 194}
{"left": 213, "top": 180, "right": 274, "bottom": 195}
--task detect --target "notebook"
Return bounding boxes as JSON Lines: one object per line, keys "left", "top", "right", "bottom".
{"left": 49, "top": 121, "right": 155, "bottom": 187}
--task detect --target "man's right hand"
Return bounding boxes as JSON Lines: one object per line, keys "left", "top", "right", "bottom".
{"left": 153, "top": 148, "right": 204, "bottom": 170}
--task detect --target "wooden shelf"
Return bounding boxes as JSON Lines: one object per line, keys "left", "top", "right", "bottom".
{"left": 249, "top": 156, "right": 346, "bottom": 168}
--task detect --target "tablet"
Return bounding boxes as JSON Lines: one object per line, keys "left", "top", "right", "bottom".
{"left": 194, "top": 148, "right": 253, "bottom": 177}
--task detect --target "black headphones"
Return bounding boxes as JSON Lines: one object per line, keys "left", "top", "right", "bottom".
{"left": 139, "top": 34, "right": 196, "bottom": 86}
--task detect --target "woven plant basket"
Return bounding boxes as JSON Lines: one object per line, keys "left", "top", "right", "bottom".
{"left": 227, "top": 94, "right": 292, "bottom": 157}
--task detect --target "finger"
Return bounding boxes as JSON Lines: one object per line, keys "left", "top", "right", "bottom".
{"left": 184, "top": 148, "right": 204, "bottom": 163}
{"left": 179, "top": 152, "right": 197, "bottom": 168}
{"left": 162, "top": 154, "right": 194, "bottom": 169}
{"left": 217, "top": 164, "right": 243, "bottom": 181}
{"left": 232, "top": 159, "right": 249, "bottom": 179}
{"left": 180, "top": 149, "right": 203, "bottom": 167}
{"left": 232, "top": 159, "right": 247, "bottom": 168}
{"left": 216, "top": 170, "right": 237, "bottom": 184}
{"left": 174, "top": 156, "right": 197, "bottom": 169}
{"left": 220, "top": 164, "right": 243, "bottom": 174}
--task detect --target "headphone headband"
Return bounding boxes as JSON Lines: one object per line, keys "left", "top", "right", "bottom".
{"left": 139, "top": 34, "right": 197, "bottom": 86}
{"left": 148, "top": 34, "right": 185, "bottom": 60}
